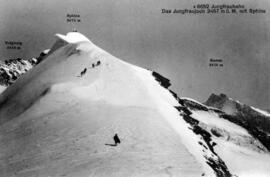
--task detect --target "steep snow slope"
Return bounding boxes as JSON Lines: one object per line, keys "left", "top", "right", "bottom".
{"left": 0, "top": 32, "right": 216, "bottom": 177}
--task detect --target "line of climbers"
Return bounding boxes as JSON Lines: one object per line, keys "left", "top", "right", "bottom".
{"left": 78, "top": 60, "right": 101, "bottom": 77}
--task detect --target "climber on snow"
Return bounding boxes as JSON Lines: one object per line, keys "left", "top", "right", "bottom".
{"left": 91, "top": 61, "right": 101, "bottom": 69}
{"left": 78, "top": 68, "right": 87, "bottom": 77}
{"left": 113, "top": 133, "right": 121, "bottom": 146}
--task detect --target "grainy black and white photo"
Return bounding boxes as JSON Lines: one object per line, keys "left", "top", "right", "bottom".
{"left": 0, "top": 0, "right": 269, "bottom": 176}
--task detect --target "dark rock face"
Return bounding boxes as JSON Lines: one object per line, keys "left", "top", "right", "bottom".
{"left": 36, "top": 49, "right": 50, "bottom": 64}
{"left": 152, "top": 71, "right": 171, "bottom": 88}
{"left": 204, "top": 93, "right": 228, "bottom": 110}
{"left": 205, "top": 93, "right": 270, "bottom": 151}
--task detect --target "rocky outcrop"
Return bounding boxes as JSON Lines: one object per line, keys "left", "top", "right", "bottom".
{"left": 152, "top": 71, "right": 171, "bottom": 88}
{"left": 0, "top": 49, "right": 49, "bottom": 87}
{"left": 0, "top": 58, "right": 36, "bottom": 86}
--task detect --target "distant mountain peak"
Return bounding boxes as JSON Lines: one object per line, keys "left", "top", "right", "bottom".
{"left": 205, "top": 93, "right": 228, "bottom": 104}
{"left": 205, "top": 93, "right": 269, "bottom": 117}
{"left": 0, "top": 48, "right": 50, "bottom": 88}
{"left": 0, "top": 58, "right": 36, "bottom": 86}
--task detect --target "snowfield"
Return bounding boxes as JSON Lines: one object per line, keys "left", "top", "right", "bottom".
{"left": 0, "top": 32, "right": 206, "bottom": 177}
{"left": 0, "top": 32, "right": 269, "bottom": 177}
{"left": 214, "top": 139, "right": 270, "bottom": 177}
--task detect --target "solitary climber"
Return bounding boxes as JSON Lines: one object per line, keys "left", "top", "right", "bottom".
{"left": 97, "top": 61, "right": 101, "bottom": 66}
{"left": 113, "top": 133, "right": 121, "bottom": 146}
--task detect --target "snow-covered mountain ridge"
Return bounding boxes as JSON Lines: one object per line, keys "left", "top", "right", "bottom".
{"left": 0, "top": 32, "right": 269, "bottom": 177}
{"left": 0, "top": 49, "right": 49, "bottom": 88}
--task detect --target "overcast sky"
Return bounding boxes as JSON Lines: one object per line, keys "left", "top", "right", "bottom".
{"left": 0, "top": 0, "right": 269, "bottom": 109}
